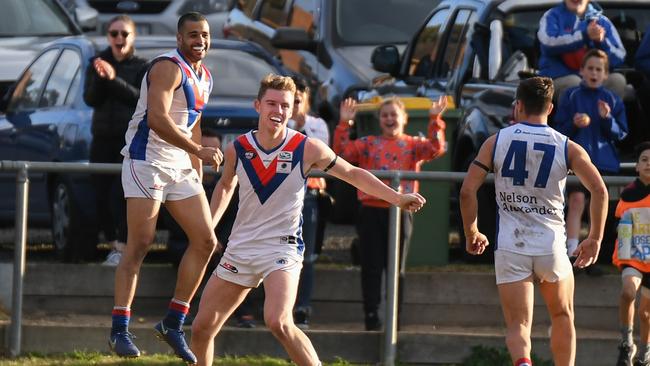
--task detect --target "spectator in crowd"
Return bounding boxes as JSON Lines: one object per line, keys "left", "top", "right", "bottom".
{"left": 83, "top": 15, "right": 148, "bottom": 266}
{"left": 287, "top": 76, "right": 330, "bottom": 329}
{"left": 333, "top": 96, "right": 447, "bottom": 330}
{"left": 611, "top": 142, "right": 650, "bottom": 366}
{"left": 554, "top": 49, "right": 628, "bottom": 267}
{"left": 634, "top": 25, "right": 650, "bottom": 121}
{"left": 460, "top": 76, "right": 607, "bottom": 366}
{"left": 538, "top": 0, "right": 627, "bottom": 101}
{"left": 636, "top": 25, "right": 650, "bottom": 78}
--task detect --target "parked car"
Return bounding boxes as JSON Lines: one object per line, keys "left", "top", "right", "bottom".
{"left": 79, "top": 0, "right": 229, "bottom": 36}
{"left": 0, "top": 0, "right": 85, "bottom": 98}
{"left": 0, "top": 35, "right": 289, "bottom": 261}
{"left": 223, "top": 0, "right": 440, "bottom": 222}
{"left": 364, "top": 0, "right": 650, "bottom": 259}
{"left": 223, "top": 0, "right": 439, "bottom": 124}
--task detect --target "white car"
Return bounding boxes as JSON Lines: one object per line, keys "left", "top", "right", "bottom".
{"left": 0, "top": 0, "right": 85, "bottom": 98}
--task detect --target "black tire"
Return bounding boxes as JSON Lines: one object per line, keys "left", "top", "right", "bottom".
{"left": 50, "top": 179, "right": 98, "bottom": 262}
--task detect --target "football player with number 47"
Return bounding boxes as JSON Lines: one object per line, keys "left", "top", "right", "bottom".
{"left": 460, "top": 77, "right": 607, "bottom": 366}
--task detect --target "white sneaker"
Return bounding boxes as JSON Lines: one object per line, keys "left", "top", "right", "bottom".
{"left": 102, "top": 250, "right": 122, "bottom": 266}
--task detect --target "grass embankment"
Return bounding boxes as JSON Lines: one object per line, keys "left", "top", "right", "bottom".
{"left": 0, "top": 353, "right": 360, "bottom": 366}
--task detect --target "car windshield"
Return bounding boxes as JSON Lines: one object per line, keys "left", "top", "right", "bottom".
{"left": 138, "top": 48, "right": 278, "bottom": 98}
{"left": 334, "top": 0, "right": 439, "bottom": 45}
{"left": 0, "top": 0, "right": 77, "bottom": 37}
{"left": 202, "top": 49, "right": 277, "bottom": 97}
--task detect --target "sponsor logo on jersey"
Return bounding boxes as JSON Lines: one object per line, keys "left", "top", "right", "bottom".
{"left": 280, "top": 236, "right": 297, "bottom": 245}
{"left": 278, "top": 151, "right": 293, "bottom": 161}
{"left": 277, "top": 161, "right": 292, "bottom": 174}
{"left": 245, "top": 151, "right": 256, "bottom": 160}
{"left": 220, "top": 262, "right": 238, "bottom": 273}
{"left": 276, "top": 257, "right": 288, "bottom": 265}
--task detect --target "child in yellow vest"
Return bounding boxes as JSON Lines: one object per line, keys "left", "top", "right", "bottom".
{"left": 613, "top": 141, "right": 650, "bottom": 366}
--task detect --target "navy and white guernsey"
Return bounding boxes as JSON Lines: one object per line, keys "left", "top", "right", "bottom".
{"left": 492, "top": 122, "right": 569, "bottom": 255}
{"left": 227, "top": 129, "right": 308, "bottom": 257}
{"left": 121, "top": 49, "right": 213, "bottom": 169}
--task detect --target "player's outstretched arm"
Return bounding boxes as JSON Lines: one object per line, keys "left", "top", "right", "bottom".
{"left": 210, "top": 143, "right": 238, "bottom": 230}
{"left": 568, "top": 140, "right": 608, "bottom": 268}
{"left": 459, "top": 135, "right": 495, "bottom": 255}
{"left": 305, "top": 138, "right": 425, "bottom": 212}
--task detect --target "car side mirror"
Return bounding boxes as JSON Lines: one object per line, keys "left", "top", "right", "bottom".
{"left": 371, "top": 45, "right": 400, "bottom": 76}
{"left": 271, "top": 27, "right": 317, "bottom": 53}
{"left": 75, "top": 7, "right": 99, "bottom": 32}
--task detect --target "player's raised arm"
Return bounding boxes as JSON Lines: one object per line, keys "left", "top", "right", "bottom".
{"left": 304, "top": 137, "right": 425, "bottom": 212}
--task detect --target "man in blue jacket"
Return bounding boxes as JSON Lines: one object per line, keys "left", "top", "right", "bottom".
{"left": 538, "top": 0, "right": 627, "bottom": 101}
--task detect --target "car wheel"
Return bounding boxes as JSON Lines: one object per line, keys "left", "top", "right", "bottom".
{"left": 51, "top": 179, "right": 97, "bottom": 262}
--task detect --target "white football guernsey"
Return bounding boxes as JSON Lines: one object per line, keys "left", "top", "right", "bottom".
{"left": 492, "top": 122, "right": 569, "bottom": 255}
{"left": 227, "top": 129, "right": 308, "bottom": 257}
{"left": 122, "top": 49, "right": 213, "bottom": 169}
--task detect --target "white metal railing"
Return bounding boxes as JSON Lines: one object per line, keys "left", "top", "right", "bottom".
{"left": 0, "top": 160, "right": 637, "bottom": 365}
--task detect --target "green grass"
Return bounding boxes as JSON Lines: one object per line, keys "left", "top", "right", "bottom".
{"left": 0, "top": 353, "right": 361, "bottom": 366}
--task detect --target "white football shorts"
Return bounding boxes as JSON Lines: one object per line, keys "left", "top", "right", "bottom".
{"left": 494, "top": 249, "right": 573, "bottom": 285}
{"left": 214, "top": 247, "right": 303, "bottom": 288}
{"left": 122, "top": 158, "right": 203, "bottom": 202}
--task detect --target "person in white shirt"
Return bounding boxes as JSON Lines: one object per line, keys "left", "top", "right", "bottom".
{"left": 287, "top": 76, "right": 329, "bottom": 329}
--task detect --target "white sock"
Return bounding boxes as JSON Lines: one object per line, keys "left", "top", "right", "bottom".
{"left": 567, "top": 238, "right": 579, "bottom": 256}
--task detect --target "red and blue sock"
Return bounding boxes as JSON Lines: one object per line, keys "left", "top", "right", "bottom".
{"left": 162, "top": 298, "right": 190, "bottom": 330}
{"left": 111, "top": 306, "right": 130, "bottom": 336}
{"left": 515, "top": 358, "right": 532, "bottom": 366}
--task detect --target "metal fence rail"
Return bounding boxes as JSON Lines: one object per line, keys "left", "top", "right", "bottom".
{"left": 0, "top": 160, "right": 637, "bottom": 364}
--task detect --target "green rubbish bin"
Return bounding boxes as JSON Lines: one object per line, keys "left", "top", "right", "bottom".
{"left": 353, "top": 96, "right": 459, "bottom": 266}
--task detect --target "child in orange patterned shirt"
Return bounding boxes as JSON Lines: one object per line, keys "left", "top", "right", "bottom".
{"left": 333, "top": 96, "right": 447, "bottom": 330}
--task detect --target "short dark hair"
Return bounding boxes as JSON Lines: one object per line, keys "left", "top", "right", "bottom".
{"left": 635, "top": 142, "right": 650, "bottom": 162}
{"left": 178, "top": 12, "right": 208, "bottom": 32}
{"left": 291, "top": 76, "right": 309, "bottom": 94}
{"left": 581, "top": 48, "right": 609, "bottom": 71}
{"left": 515, "top": 77, "right": 554, "bottom": 116}
{"left": 258, "top": 74, "right": 296, "bottom": 100}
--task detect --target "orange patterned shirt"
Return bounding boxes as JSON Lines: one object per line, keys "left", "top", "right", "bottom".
{"left": 333, "top": 114, "right": 446, "bottom": 208}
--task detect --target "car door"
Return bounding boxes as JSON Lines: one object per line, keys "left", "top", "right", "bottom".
{"left": 24, "top": 48, "right": 83, "bottom": 218}
{"left": 0, "top": 47, "right": 83, "bottom": 221}
{"left": 0, "top": 47, "right": 60, "bottom": 219}
{"left": 416, "top": 8, "right": 477, "bottom": 101}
